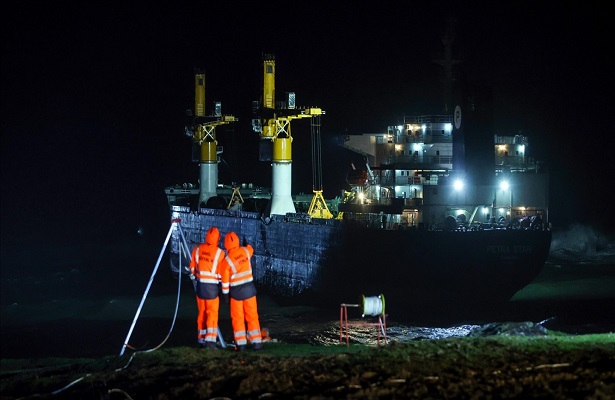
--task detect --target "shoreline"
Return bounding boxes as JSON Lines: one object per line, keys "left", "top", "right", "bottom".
{"left": 2, "top": 262, "right": 614, "bottom": 360}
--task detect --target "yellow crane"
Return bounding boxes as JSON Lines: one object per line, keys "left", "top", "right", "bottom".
{"left": 186, "top": 70, "right": 237, "bottom": 206}
{"left": 252, "top": 54, "right": 332, "bottom": 219}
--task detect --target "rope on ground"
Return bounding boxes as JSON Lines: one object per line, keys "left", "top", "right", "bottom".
{"left": 50, "top": 374, "right": 91, "bottom": 395}
{"left": 115, "top": 260, "right": 184, "bottom": 372}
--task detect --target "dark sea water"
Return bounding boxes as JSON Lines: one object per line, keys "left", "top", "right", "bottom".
{"left": 1, "top": 224, "right": 613, "bottom": 359}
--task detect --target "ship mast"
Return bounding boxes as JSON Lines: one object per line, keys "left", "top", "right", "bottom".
{"left": 432, "top": 17, "right": 461, "bottom": 114}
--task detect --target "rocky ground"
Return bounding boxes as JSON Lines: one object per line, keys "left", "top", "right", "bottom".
{"left": 2, "top": 332, "right": 614, "bottom": 399}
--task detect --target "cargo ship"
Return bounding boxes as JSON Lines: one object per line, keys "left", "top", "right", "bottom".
{"left": 165, "top": 52, "right": 551, "bottom": 312}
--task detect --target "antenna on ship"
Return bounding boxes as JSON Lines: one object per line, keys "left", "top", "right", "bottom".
{"left": 185, "top": 69, "right": 237, "bottom": 207}
{"left": 432, "top": 16, "right": 462, "bottom": 114}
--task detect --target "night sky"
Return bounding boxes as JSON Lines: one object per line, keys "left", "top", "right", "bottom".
{"left": 2, "top": 1, "right": 613, "bottom": 251}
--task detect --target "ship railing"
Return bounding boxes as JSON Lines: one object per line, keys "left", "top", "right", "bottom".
{"left": 285, "top": 213, "right": 312, "bottom": 224}
{"left": 383, "top": 155, "right": 452, "bottom": 166}
{"left": 494, "top": 134, "right": 528, "bottom": 145}
{"left": 402, "top": 115, "right": 453, "bottom": 124}
{"left": 423, "top": 134, "right": 453, "bottom": 144}
{"left": 495, "top": 163, "right": 542, "bottom": 175}
{"left": 197, "top": 207, "right": 261, "bottom": 219}
{"left": 379, "top": 133, "right": 453, "bottom": 145}
{"left": 388, "top": 134, "right": 453, "bottom": 144}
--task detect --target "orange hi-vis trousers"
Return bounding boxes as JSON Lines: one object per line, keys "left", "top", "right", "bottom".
{"left": 196, "top": 296, "right": 220, "bottom": 345}
{"left": 230, "top": 296, "right": 262, "bottom": 346}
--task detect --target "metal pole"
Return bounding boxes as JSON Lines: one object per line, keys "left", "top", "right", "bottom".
{"left": 119, "top": 219, "right": 227, "bottom": 354}
{"left": 119, "top": 221, "right": 177, "bottom": 356}
{"left": 510, "top": 186, "right": 513, "bottom": 219}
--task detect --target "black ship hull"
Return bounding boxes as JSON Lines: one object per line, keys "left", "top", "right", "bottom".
{"left": 169, "top": 206, "right": 552, "bottom": 313}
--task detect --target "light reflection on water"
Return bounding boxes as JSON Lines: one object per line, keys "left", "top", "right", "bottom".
{"left": 274, "top": 321, "right": 483, "bottom": 346}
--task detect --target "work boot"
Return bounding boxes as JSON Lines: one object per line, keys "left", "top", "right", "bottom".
{"left": 235, "top": 345, "right": 246, "bottom": 352}
{"left": 252, "top": 342, "right": 263, "bottom": 351}
{"left": 205, "top": 342, "right": 217, "bottom": 349}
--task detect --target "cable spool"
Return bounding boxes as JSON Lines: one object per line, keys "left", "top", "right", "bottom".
{"left": 361, "top": 294, "right": 385, "bottom": 317}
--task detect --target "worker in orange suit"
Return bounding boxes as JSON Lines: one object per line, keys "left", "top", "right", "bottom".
{"left": 189, "top": 226, "right": 225, "bottom": 349}
{"left": 220, "top": 231, "right": 263, "bottom": 351}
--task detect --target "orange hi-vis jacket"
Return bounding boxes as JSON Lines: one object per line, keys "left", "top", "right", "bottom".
{"left": 190, "top": 242, "right": 224, "bottom": 300}
{"left": 190, "top": 243, "right": 224, "bottom": 283}
{"left": 220, "top": 244, "right": 254, "bottom": 298}
{"left": 220, "top": 234, "right": 261, "bottom": 348}
{"left": 189, "top": 227, "right": 224, "bottom": 346}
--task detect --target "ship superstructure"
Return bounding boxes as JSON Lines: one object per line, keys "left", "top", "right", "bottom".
{"left": 340, "top": 118, "right": 549, "bottom": 231}
{"left": 334, "top": 20, "right": 548, "bottom": 234}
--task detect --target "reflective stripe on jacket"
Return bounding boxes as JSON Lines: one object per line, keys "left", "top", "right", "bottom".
{"left": 221, "top": 245, "right": 255, "bottom": 298}
{"left": 190, "top": 244, "right": 224, "bottom": 284}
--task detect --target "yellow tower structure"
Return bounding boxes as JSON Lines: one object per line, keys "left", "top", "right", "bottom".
{"left": 254, "top": 54, "right": 327, "bottom": 217}
{"left": 189, "top": 71, "right": 237, "bottom": 206}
